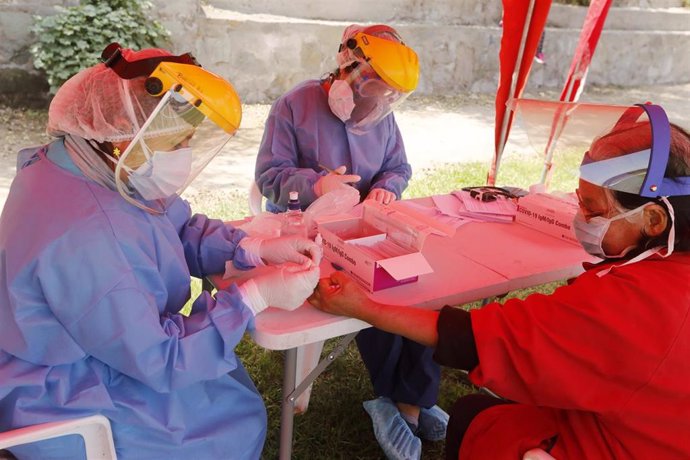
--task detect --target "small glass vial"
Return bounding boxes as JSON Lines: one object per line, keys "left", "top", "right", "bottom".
{"left": 281, "top": 191, "right": 307, "bottom": 237}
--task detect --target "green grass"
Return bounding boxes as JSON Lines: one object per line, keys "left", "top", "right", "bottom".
{"left": 184, "top": 157, "right": 573, "bottom": 459}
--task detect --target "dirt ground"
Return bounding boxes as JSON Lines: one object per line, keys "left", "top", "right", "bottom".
{"left": 1, "top": 82, "right": 689, "bottom": 207}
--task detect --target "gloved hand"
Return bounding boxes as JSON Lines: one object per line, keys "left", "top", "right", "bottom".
{"left": 239, "top": 264, "right": 320, "bottom": 315}
{"left": 239, "top": 235, "right": 322, "bottom": 267}
{"left": 314, "top": 165, "right": 361, "bottom": 197}
{"left": 366, "top": 188, "right": 396, "bottom": 205}
{"left": 260, "top": 235, "right": 322, "bottom": 267}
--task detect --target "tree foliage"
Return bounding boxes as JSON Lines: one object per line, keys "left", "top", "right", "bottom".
{"left": 30, "top": 0, "right": 170, "bottom": 93}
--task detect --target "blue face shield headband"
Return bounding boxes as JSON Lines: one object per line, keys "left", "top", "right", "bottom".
{"left": 579, "top": 103, "right": 690, "bottom": 197}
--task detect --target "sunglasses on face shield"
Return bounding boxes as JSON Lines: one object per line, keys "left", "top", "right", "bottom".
{"left": 461, "top": 186, "right": 517, "bottom": 202}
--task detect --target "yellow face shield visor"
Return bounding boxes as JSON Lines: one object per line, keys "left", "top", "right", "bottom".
{"left": 145, "top": 62, "right": 242, "bottom": 136}
{"left": 346, "top": 32, "right": 419, "bottom": 93}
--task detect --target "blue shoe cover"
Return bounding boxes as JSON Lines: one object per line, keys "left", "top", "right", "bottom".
{"left": 363, "top": 397, "right": 421, "bottom": 460}
{"left": 418, "top": 405, "right": 449, "bottom": 442}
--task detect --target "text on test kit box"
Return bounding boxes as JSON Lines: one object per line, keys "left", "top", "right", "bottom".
{"left": 515, "top": 193, "right": 580, "bottom": 245}
{"left": 316, "top": 201, "right": 451, "bottom": 292}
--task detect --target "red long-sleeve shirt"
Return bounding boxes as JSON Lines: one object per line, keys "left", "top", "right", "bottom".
{"left": 436, "top": 252, "right": 690, "bottom": 459}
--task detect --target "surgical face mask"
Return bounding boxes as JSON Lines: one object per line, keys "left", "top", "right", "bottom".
{"left": 126, "top": 147, "right": 193, "bottom": 200}
{"left": 328, "top": 79, "right": 355, "bottom": 122}
{"left": 573, "top": 203, "right": 648, "bottom": 259}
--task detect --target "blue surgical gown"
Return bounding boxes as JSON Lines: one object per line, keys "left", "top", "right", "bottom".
{"left": 0, "top": 140, "right": 266, "bottom": 459}
{"left": 255, "top": 79, "right": 412, "bottom": 212}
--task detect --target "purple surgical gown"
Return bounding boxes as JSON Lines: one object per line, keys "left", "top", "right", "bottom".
{"left": 254, "top": 79, "right": 441, "bottom": 412}
{"left": 255, "top": 79, "right": 412, "bottom": 212}
{"left": 0, "top": 140, "right": 266, "bottom": 459}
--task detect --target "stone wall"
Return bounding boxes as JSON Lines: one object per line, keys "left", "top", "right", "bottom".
{"left": 1, "top": 0, "right": 688, "bottom": 106}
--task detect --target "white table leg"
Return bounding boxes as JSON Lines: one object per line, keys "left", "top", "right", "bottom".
{"left": 293, "top": 341, "right": 325, "bottom": 414}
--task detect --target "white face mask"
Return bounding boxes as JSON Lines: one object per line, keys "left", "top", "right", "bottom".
{"left": 573, "top": 203, "right": 648, "bottom": 259}
{"left": 328, "top": 79, "right": 355, "bottom": 122}
{"left": 127, "top": 147, "right": 193, "bottom": 200}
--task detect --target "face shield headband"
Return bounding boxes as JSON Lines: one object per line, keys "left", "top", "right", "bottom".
{"left": 579, "top": 104, "right": 690, "bottom": 198}
{"left": 101, "top": 42, "right": 199, "bottom": 80}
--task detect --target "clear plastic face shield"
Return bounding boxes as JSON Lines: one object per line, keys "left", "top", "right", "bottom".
{"left": 332, "top": 30, "right": 419, "bottom": 134}
{"left": 511, "top": 99, "right": 690, "bottom": 259}
{"left": 115, "top": 90, "right": 232, "bottom": 212}
{"left": 510, "top": 99, "right": 689, "bottom": 197}
{"left": 103, "top": 50, "right": 242, "bottom": 214}
{"left": 342, "top": 61, "right": 410, "bottom": 134}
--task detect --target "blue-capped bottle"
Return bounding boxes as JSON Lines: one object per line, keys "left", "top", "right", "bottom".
{"left": 282, "top": 191, "right": 307, "bottom": 237}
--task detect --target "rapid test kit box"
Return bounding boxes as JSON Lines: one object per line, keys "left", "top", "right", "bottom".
{"left": 515, "top": 192, "right": 580, "bottom": 245}
{"left": 316, "top": 200, "right": 452, "bottom": 292}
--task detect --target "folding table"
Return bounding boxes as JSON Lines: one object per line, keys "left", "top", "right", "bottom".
{"left": 210, "top": 195, "right": 593, "bottom": 459}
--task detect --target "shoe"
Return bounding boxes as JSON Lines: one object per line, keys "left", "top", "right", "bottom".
{"left": 363, "top": 397, "right": 422, "bottom": 460}
{"left": 417, "top": 405, "right": 449, "bottom": 442}
{"left": 534, "top": 52, "right": 545, "bottom": 64}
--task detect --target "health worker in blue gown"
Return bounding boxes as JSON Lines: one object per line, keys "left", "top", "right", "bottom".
{"left": 254, "top": 24, "right": 449, "bottom": 460}
{"left": 0, "top": 43, "right": 321, "bottom": 460}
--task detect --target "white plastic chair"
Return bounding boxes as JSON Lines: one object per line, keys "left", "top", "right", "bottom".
{"left": 248, "top": 181, "right": 265, "bottom": 216}
{"left": 523, "top": 448, "right": 557, "bottom": 460}
{"left": 0, "top": 415, "right": 117, "bottom": 459}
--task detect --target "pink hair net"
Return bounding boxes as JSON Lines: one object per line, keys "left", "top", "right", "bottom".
{"left": 47, "top": 47, "right": 173, "bottom": 143}
{"left": 336, "top": 24, "right": 404, "bottom": 68}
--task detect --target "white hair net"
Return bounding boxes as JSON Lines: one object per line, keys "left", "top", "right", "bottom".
{"left": 47, "top": 47, "right": 173, "bottom": 143}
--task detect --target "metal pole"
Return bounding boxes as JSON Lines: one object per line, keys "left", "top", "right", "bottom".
{"left": 278, "top": 348, "right": 298, "bottom": 460}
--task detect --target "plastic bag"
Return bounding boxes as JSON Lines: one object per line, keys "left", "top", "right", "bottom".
{"left": 303, "top": 186, "right": 361, "bottom": 237}
{"left": 238, "top": 186, "right": 359, "bottom": 239}
{"left": 236, "top": 212, "right": 283, "bottom": 238}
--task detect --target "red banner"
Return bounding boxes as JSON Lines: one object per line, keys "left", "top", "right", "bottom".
{"left": 560, "top": 0, "right": 612, "bottom": 102}
{"left": 490, "top": 0, "right": 552, "bottom": 185}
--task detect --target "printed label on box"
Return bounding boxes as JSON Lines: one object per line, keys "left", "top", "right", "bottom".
{"left": 515, "top": 193, "right": 580, "bottom": 245}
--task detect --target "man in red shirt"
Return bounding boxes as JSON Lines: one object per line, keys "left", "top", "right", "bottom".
{"left": 310, "top": 103, "right": 690, "bottom": 459}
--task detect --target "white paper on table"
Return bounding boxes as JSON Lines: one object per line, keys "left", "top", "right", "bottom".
{"left": 432, "top": 194, "right": 464, "bottom": 218}
{"left": 397, "top": 200, "right": 471, "bottom": 231}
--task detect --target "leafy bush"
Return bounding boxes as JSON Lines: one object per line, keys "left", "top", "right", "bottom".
{"left": 30, "top": 0, "right": 170, "bottom": 93}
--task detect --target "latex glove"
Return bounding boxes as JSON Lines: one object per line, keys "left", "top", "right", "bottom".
{"left": 366, "top": 188, "right": 396, "bottom": 205}
{"left": 239, "top": 264, "right": 320, "bottom": 315}
{"left": 239, "top": 235, "right": 322, "bottom": 268}
{"left": 261, "top": 235, "right": 322, "bottom": 267}
{"left": 314, "top": 166, "right": 361, "bottom": 197}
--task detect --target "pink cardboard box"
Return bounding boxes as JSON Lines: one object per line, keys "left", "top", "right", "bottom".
{"left": 316, "top": 201, "right": 445, "bottom": 292}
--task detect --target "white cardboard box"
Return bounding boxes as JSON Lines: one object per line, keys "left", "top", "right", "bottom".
{"left": 316, "top": 201, "right": 451, "bottom": 292}
{"left": 515, "top": 192, "right": 580, "bottom": 245}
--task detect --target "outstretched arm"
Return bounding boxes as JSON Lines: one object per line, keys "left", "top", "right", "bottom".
{"left": 308, "top": 271, "right": 439, "bottom": 347}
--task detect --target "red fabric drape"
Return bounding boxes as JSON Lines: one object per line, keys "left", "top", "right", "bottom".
{"left": 560, "top": 0, "right": 612, "bottom": 102}
{"left": 490, "top": 0, "right": 551, "bottom": 185}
